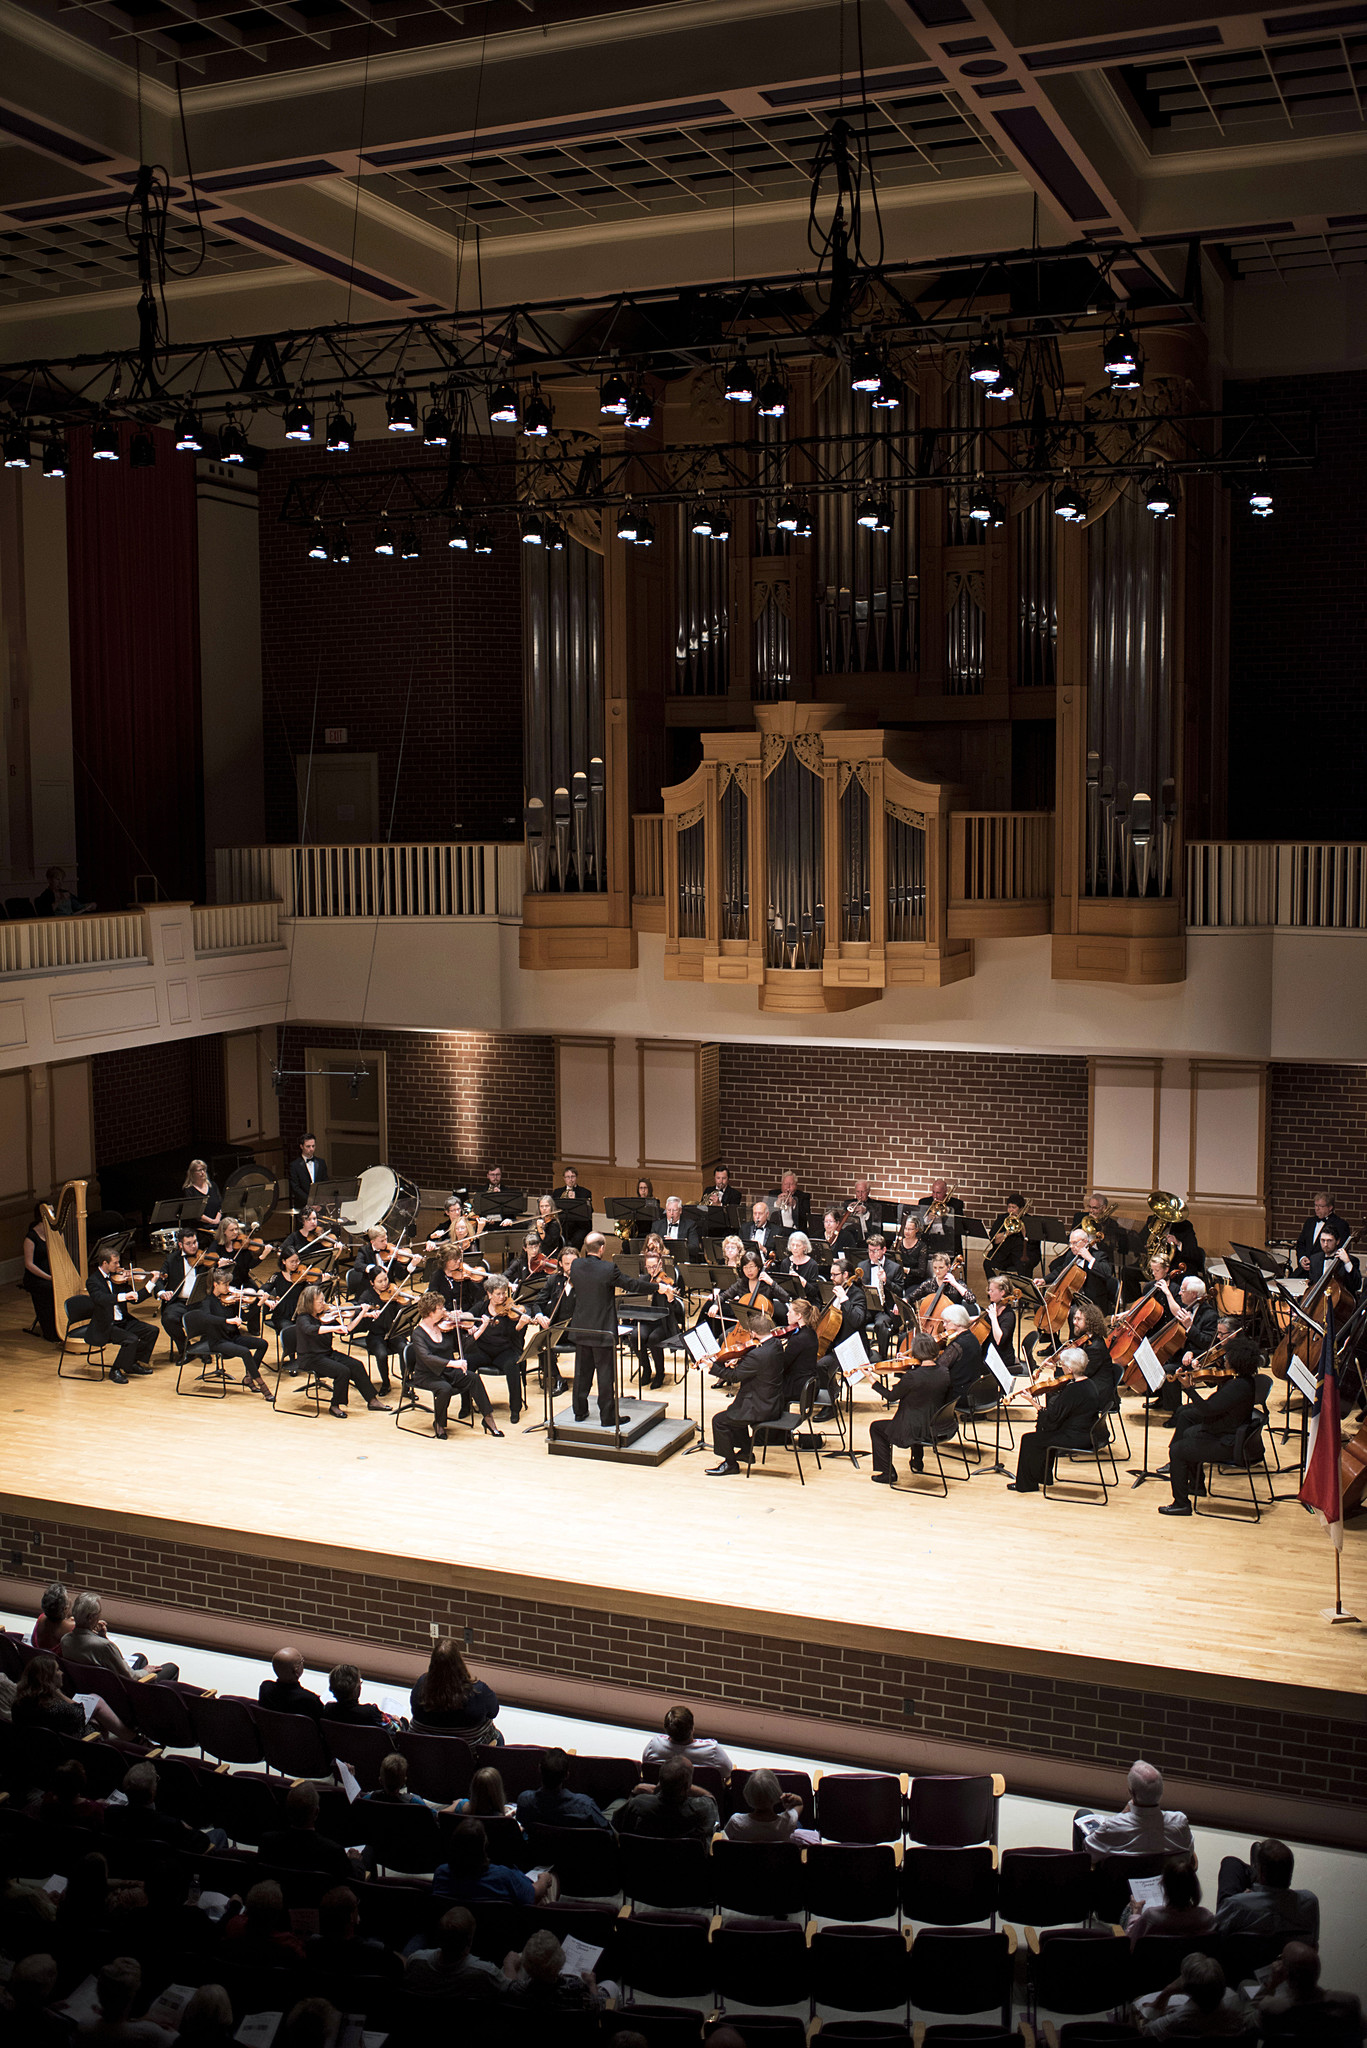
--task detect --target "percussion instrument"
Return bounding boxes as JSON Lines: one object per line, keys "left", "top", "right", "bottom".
{"left": 341, "top": 1165, "right": 420, "bottom": 1242}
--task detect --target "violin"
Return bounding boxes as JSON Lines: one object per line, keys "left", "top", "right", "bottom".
{"left": 710, "top": 1325, "right": 761, "bottom": 1371}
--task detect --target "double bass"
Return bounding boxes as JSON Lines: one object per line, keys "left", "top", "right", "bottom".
{"left": 1269, "top": 1234, "right": 1355, "bottom": 1379}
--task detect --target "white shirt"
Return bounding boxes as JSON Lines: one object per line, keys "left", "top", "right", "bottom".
{"left": 1078, "top": 1803, "right": 1193, "bottom": 1860}
{"left": 306, "top": 1158, "right": 319, "bottom": 1181}
{"left": 642, "top": 1733, "right": 733, "bottom": 1774}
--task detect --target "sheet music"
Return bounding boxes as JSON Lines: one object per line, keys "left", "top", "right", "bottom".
{"left": 1133, "top": 1336, "right": 1167, "bottom": 1392}
{"left": 683, "top": 1323, "right": 720, "bottom": 1360}
{"left": 1286, "top": 1357, "right": 1318, "bottom": 1403}
{"left": 984, "top": 1342, "right": 1014, "bottom": 1396}
{"left": 835, "top": 1331, "right": 873, "bottom": 1380}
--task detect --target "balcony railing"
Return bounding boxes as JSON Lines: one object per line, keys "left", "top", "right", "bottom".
{"left": 947, "top": 811, "right": 1054, "bottom": 938}
{"left": 215, "top": 843, "right": 524, "bottom": 920}
{"left": 193, "top": 902, "right": 281, "bottom": 953}
{"left": 1186, "top": 842, "right": 1367, "bottom": 930}
{"left": 0, "top": 913, "right": 146, "bottom": 975}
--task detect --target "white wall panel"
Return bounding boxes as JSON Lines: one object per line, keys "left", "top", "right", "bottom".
{"left": 557, "top": 1038, "right": 614, "bottom": 1165}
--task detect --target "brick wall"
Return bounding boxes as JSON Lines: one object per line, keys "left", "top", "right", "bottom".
{"left": 90, "top": 1036, "right": 230, "bottom": 1167}
{"left": 1226, "top": 372, "right": 1367, "bottom": 840}
{"left": 276, "top": 1025, "right": 556, "bottom": 1191}
{"left": 2, "top": 1507, "right": 1361, "bottom": 1807}
{"left": 717, "top": 1044, "right": 1090, "bottom": 1219}
{"left": 1268, "top": 1061, "right": 1367, "bottom": 1241}
{"left": 257, "top": 437, "right": 523, "bottom": 844}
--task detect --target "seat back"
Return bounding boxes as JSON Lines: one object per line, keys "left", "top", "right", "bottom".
{"left": 323, "top": 1720, "right": 398, "bottom": 1792}
{"left": 711, "top": 1916, "right": 811, "bottom": 2009}
{"left": 906, "top": 1773, "right": 998, "bottom": 1847}
{"left": 1129, "top": 1933, "right": 1224, "bottom": 1997}
{"left": 908, "top": 1928, "right": 1012, "bottom": 2021}
{"left": 573, "top": 1754, "right": 642, "bottom": 1811}
{"left": 805, "top": 1840, "right": 900, "bottom": 1922}
{"left": 810, "top": 1924, "right": 913, "bottom": 2015}
{"left": 815, "top": 1770, "right": 904, "bottom": 1843}
{"left": 475, "top": 1743, "right": 547, "bottom": 1799}
{"left": 395, "top": 1728, "right": 475, "bottom": 1803}
{"left": 126, "top": 1678, "right": 198, "bottom": 1750}
{"left": 360, "top": 1798, "right": 444, "bottom": 1874}
{"left": 731, "top": 1765, "right": 814, "bottom": 1829}
{"left": 188, "top": 1691, "right": 265, "bottom": 1765}
{"left": 902, "top": 1845, "right": 999, "bottom": 1926}
{"left": 1034, "top": 1929, "right": 1131, "bottom": 2017}
{"left": 251, "top": 1703, "right": 332, "bottom": 1779}
{"left": 619, "top": 1832, "right": 712, "bottom": 1908}
{"left": 526, "top": 1823, "right": 622, "bottom": 1899}
{"left": 1090, "top": 1851, "right": 1168, "bottom": 1925}
{"left": 711, "top": 1838, "right": 805, "bottom": 1918}
{"left": 998, "top": 1847, "right": 1093, "bottom": 1928}
{"left": 615, "top": 1909, "right": 714, "bottom": 1999}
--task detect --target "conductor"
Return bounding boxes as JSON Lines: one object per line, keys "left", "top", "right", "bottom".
{"left": 568, "top": 1232, "right": 630, "bottom": 1426}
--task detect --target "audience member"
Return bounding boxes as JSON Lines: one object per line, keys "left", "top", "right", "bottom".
{"left": 514, "top": 1748, "right": 611, "bottom": 1831}
{"left": 3, "top": 1954, "right": 73, "bottom": 2048}
{"left": 175, "top": 1987, "right": 234, "bottom": 2048}
{"left": 79, "top": 1957, "right": 175, "bottom": 2048}
{"left": 63, "top": 1595, "right": 178, "bottom": 1684}
{"left": 501, "top": 1928, "right": 607, "bottom": 2012}
{"left": 258, "top": 1782, "right": 356, "bottom": 1879}
{"left": 257, "top": 1648, "right": 324, "bottom": 1720}
{"left": 221, "top": 1881, "right": 305, "bottom": 1966}
{"left": 302, "top": 1886, "right": 402, "bottom": 1983}
{"left": 279, "top": 2001, "right": 337, "bottom": 2048}
{"left": 1215, "top": 1838, "right": 1320, "bottom": 1943}
{"left": 409, "top": 1640, "right": 501, "bottom": 1742}
{"left": 35, "top": 1759, "right": 106, "bottom": 1830}
{"left": 1141, "top": 1955, "right": 1253, "bottom": 2040}
{"left": 1255, "top": 1943, "right": 1365, "bottom": 2036}
{"left": 361, "top": 1755, "right": 425, "bottom": 1806}
{"left": 723, "top": 1767, "right": 817, "bottom": 1844}
{"left": 11, "top": 1655, "right": 85, "bottom": 1736}
{"left": 449, "top": 1766, "right": 515, "bottom": 1820}
{"left": 102, "top": 1765, "right": 216, "bottom": 1857}
{"left": 618, "top": 1754, "right": 718, "bottom": 1840}
{"left": 432, "top": 1818, "right": 551, "bottom": 1906}
{"left": 642, "top": 1703, "right": 733, "bottom": 1774}
{"left": 1076, "top": 1760, "right": 1193, "bottom": 1860}
{"left": 31, "top": 1584, "right": 74, "bottom": 1654}
{"left": 323, "top": 1664, "right": 388, "bottom": 1726}
{"left": 1127, "top": 1855, "right": 1217, "bottom": 1944}
{"left": 404, "top": 1906, "right": 507, "bottom": 2002}
{"left": 0, "top": 1667, "right": 14, "bottom": 1723}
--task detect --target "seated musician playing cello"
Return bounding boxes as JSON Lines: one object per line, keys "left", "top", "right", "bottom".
{"left": 1009, "top": 1346, "right": 1103, "bottom": 1493}
{"left": 1045, "top": 1228, "right": 1116, "bottom": 1312}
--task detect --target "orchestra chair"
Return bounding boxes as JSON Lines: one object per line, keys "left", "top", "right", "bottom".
{"left": 176, "top": 1332, "right": 245, "bottom": 1399}
{"left": 959, "top": 1383, "right": 1017, "bottom": 1474}
{"left": 475, "top": 1812, "right": 534, "bottom": 1872}
{"left": 750, "top": 1374, "right": 824, "bottom": 1485}
{"left": 526, "top": 1822, "right": 623, "bottom": 1900}
{"left": 56, "top": 1294, "right": 111, "bottom": 1381}
{"left": 360, "top": 1798, "right": 445, "bottom": 1877}
{"left": 270, "top": 1334, "right": 326, "bottom": 1418}
{"left": 323, "top": 1719, "right": 396, "bottom": 1794}
{"left": 895, "top": 1399, "right": 974, "bottom": 1497}
{"left": 901, "top": 1845, "right": 999, "bottom": 1928}
{"left": 711, "top": 1915, "right": 812, "bottom": 2013}
{"left": 907, "top": 1927, "right": 1016, "bottom": 2031}
{"left": 1195, "top": 1381, "right": 1277, "bottom": 1523}
{"left": 1041, "top": 1423, "right": 1115, "bottom": 1506}
{"left": 616, "top": 1908, "right": 716, "bottom": 2003}
{"left": 814, "top": 1771, "right": 906, "bottom": 1845}
{"left": 1100, "top": 1392, "right": 1130, "bottom": 1461}
{"left": 810, "top": 1924, "right": 914, "bottom": 2020}
{"left": 1024, "top": 1928, "right": 1129, "bottom": 2028}
{"left": 394, "top": 1729, "right": 475, "bottom": 1805}
{"left": 251, "top": 1701, "right": 332, "bottom": 1779}
{"left": 997, "top": 1850, "right": 1093, "bottom": 1933}
{"left": 394, "top": 1337, "right": 474, "bottom": 1438}
{"left": 711, "top": 1838, "right": 805, "bottom": 1919}
{"left": 906, "top": 1775, "right": 1003, "bottom": 1851}
{"left": 118, "top": 1673, "right": 201, "bottom": 1750}
{"left": 620, "top": 1833, "right": 714, "bottom": 1910}
{"left": 805, "top": 1841, "right": 901, "bottom": 1923}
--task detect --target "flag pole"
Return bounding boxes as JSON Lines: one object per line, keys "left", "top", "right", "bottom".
{"left": 1321, "top": 1551, "right": 1359, "bottom": 1625}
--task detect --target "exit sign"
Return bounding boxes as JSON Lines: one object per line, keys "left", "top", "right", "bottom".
{"left": 324, "top": 727, "right": 348, "bottom": 744}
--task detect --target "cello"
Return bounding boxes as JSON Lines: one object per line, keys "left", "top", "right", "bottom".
{"left": 1107, "top": 1283, "right": 1169, "bottom": 1369}
{"left": 1037, "top": 1250, "right": 1088, "bottom": 1347}
{"left": 1269, "top": 1234, "right": 1355, "bottom": 1379}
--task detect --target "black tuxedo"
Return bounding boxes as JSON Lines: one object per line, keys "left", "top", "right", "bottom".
{"left": 870, "top": 1358, "right": 952, "bottom": 1474}
{"left": 858, "top": 1256, "right": 902, "bottom": 1359}
{"left": 567, "top": 1254, "right": 629, "bottom": 1423}
{"left": 918, "top": 1195, "right": 964, "bottom": 1249}
{"left": 701, "top": 1184, "right": 743, "bottom": 1215}
{"left": 985, "top": 1216, "right": 1038, "bottom": 1277}
{"left": 741, "top": 1222, "right": 780, "bottom": 1260}
{"left": 1169, "top": 1373, "right": 1258, "bottom": 1505}
{"left": 1305, "top": 1247, "right": 1359, "bottom": 1295}
{"left": 1046, "top": 1247, "right": 1115, "bottom": 1312}
{"left": 841, "top": 1198, "right": 882, "bottom": 1238}
{"left": 288, "top": 1154, "right": 330, "bottom": 1208}
{"left": 766, "top": 1189, "right": 812, "bottom": 1232}
{"left": 658, "top": 1218, "right": 703, "bottom": 1263}
{"left": 87, "top": 1268, "right": 158, "bottom": 1375}
{"left": 1015, "top": 1376, "right": 1103, "bottom": 1490}
{"left": 157, "top": 1247, "right": 209, "bottom": 1356}
{"left": 1294, "top": 1211, "right": 1350, "bottom": 1269}
{"left": 711, "top": 1329, "right": 786, "bottom": 1465}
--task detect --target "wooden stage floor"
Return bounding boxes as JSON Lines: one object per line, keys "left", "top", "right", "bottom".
{"left": 2, "top": 1291, "right": 1364, "bottom": 1714}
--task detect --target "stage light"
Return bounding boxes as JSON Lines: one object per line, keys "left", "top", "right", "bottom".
{"left": 331, "top": 531, "right": 351, "bottom": 564}
{"left": 850, "top": 340, "right": 883, "bottom": 394}
{"left": 690, "top": 500, "right": 713, "bottom": 538}
{"left": 633, "top": 513, "right": 655, "bottom": 547}
{"left": 422, "top": 400, "right": 451, "bottom": 447}
{"left": 399, "top": 526, "right": 421, "bottom": 559}
{"left": 625, "top": 384, "right": 654, "bottom": 430}
{"left": 374, "top": 520, "right": 396, "bottom": 555}
{"left": 325, "top": 404, "right": 355, "bottom": 453}
{"left": 308, "top": 525, "right": 329, "bottom": 561}
{"left": 1103, "top": 322, "right": 1139, "bottom": 381}
{"left": 599, "top": 369, "right": 629, "bottom": 418}
{"left": 871, "top": 495, "right": 894, "bottom": 534}
{"left": 42, "top": 435, "right": 68, "bottom": 479}
{"left": 386, "top": 384, "right": 418, "bottom": 433}
{"left": 856, "top": 491, "right": 881, "bottom": 530}
{"left": 473, "top": 524, "right": 494, "bottom": 554}
{"left": 91, "top": 418, "right": 120, "bottom": 461}
{"left": 616, "top": 503, "right": 641, "bottom": 542}
{"left": 522, "top": 380, "right": 553, "bottom": 439}
{"left": 968, "top": 324, "right": 1005, "bottom": 387}
{"left": 710, "top": 504, "right": 732, "bottom": 541}
{"left": 520, "top": 510, "right": 545, "bottom": 545}
{"left": 488, "top": 380, "right": 519, "bottom": 427}
{"left": 448, "top": 514, "right": 471, "bottom": 551}
{"left": 1054, "top": 479, "right": 1087, "bottom": 522}
{"left": 968, "top": 479, "right": 994, "bottom": 523}
{"left": 544, "top": 518, "right": 566, "bottom": 551}
{"left": 129, "top": 428, "right": 156, "bottom": 468}
{"left": 283, "top": 399, "right": 314, "bottom": 443}
{"left": 174, "top": 408, "right": 204, "bottom": 452}
{"left": 217, "top": 414, "right": 248, "bottom": 464}
{"left": 775, "top": 496, "right": 801, "bottom": 533}
{"left": 756, "top": 362, "right": 789, "bottom": 418}
{"left": 871, "top": 372, "right": 903, "bottom": 412}
{"left": 1144, "top": 467, "right": 1177, "bottom": 517}
{"left": 1249, "top": 461, "right": 1273, "bottom": 517}
{"left": 3, "top": 425, "right": 31, "bottom": 469}
{"left": 985, "top": 356, "right": 1016, "bottom": 402}
{"left": 724, "top": 350, "right": 755, "bottom": 404}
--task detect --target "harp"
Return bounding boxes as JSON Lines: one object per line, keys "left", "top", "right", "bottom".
{"left": 39, "top": 1179, "right": 89, "bottom": 1340}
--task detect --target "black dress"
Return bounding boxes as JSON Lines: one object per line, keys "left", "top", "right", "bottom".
{"left": 23, "top": 1224, "right": 57, "bottom": 1341}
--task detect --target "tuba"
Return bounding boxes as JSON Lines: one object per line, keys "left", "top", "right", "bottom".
{"left": 1144, "top": 1191, "right": 1187, "bottom": 1266}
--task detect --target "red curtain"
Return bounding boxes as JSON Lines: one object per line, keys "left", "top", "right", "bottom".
{"left": 65, "top": 424, "right": 202, "bottom": 908}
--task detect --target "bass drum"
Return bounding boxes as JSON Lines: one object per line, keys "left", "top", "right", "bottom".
{"left": 224, "top": 1164, "right": 280, "bottom": 1230}
{"left": 342, "top": 1165, "right": 420, "bottom": 1241}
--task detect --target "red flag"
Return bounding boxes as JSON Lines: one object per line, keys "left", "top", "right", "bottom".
{"left": 1298, "top": 1300, "right": 1343, "bottom": 1552}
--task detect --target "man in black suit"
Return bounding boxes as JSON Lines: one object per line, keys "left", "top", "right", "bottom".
{"left": 708, "top": 1300, "right": 817, "bottom": 1473}
{"left": 657, "top": 1196, "right": 703, "bottom": 1263}
{"left": 919, "top": 1178, "right": 964, "bottom": 1255}
{"left": 553, "top": 1167, "right": 594, "bottom": 1250}
{"left": 567, "top": 1233, "right": 630, "bottom": 1425}
{"left": 1158, "top": 1339, "right": 1260, "bottom": 1515}
{"left": 701, "top": 1166, "right": 742, "bottom": 1215}
{"left": 1304, "top": 1228, "right": 1359, "bottom": 1297}
{"left": 857, "top": 1236, "right": 902, "bottom": 1359}
{"left": 155, "top": 1227, "right": 209, "bottom": 1360}
{"left": 767, "top": 1172, "right": 811, "bottom": 1234}
{"left": 288, "top": 1133, "right": 329, "bottom": 1212}
{"left": 87, "top": 1248, "right": 158, "bottom": 1383}
{"left": 742, "top": 1200, "right": 779, "bottom": 1262}
{"left": 870, "top": 1334, "right": 951, "bottom": 1482}
{"left": 1010, "top": 1347, "right": 1103, "bottom": 1493}
{"left": 258, "top": 1646, "right": 325, "bottom": 1719}
{"left": 1294, "top": 1193, "right": 1351, "bottom": 1274}
{"left": 843, "top": 1177, "right": 881, "bottom": 1239}
{"left": 985, "top": 1195, "right": 1037, "bottom": 1279}
{"left": 1046, "top": 1230, "right": 1116, "bottom": 1312}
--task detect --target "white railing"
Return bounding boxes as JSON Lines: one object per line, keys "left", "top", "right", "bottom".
{"left": 193, "top": 902, "right": 281, "bottom": 952}
{"left": 1186, "top": 843, "right": 1367, "bottom": 930}
{"left": 216, "top": 842, "right": 524, "bottom": 920}
{"left": 0, "top": 913, "right": 146, "bottom": 974}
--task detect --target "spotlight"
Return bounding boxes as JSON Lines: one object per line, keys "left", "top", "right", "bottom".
{"left": 723, "top": 350, "right": 755, "bottom": 404}
{"left": 3, "top": 425, "right": 31, "bottom": 469}
{"left": 174, "top": 408, "right": 204, "bottom": 453}
{"left": 448, "top": 514, "right": 471, "bottom": 551}
{"left": 689, "top": 500, "right": 713, "bottom": 538}
{"left": 488, "top": 380, "right": 519, "bottom": 427}
{"left": 283, "top": 400, "right": 314, "bottom": 443}
{"left": 1053, "top": 479, "right": 1087, "bottom": 523}
{"left": 850, "top": 340, "right": 883, "bottom": 394}
{"left": 624, "top": 384, "right": 654, "bottom": 430}
{"left": 856, "top": 492, "right": 881, "bottom": 530}
{"left": 870, "top": 373, "right": 903, "bottom": 412}
{"left": 710, "top": 504, "right": 732, "bottom": 542}
{"left": 422, "top": 400, "right": 452, "bottom": 448}
{"left": 791, "top": 504, "right": 812, "bottom": 539}
{"left": 599, "top": 369, "right": 629, "bottom": 418}
{"left": 968, "top": 482, "right": 1005, "bottom": 528}
{"left": 386, "top": 384, "right": 418, "bottom": 434}
{"left": 374, "top": 520, "right": 396, "bottom": 556}
{"left": 633, "top": 513, "right": 655, "bottom": 548}
{"left": 308, "top": 525, "right": 329, "bottom": 561}
{"left": 968, "top": 323, "right": 1005, "bottom": 387}
{"left": 544, "top": 518, "right": 566, "bottom": 552}
{"left": 1144, "top": 467, "right": 1177, "bottom": 517}
{"left": 756, "top": 363, "right": 789, "bottom": 419}
{"left": 91, "top": 418, "right": 120, "bottom": 461}
{"left": 331, "top": 531, "right": 351, "bottom": 564}
{"left": 522, "top": 380, "right": 553, "bottom": 439}
{"left": 1103, "top": 322, "right": 1139, "bottom": 381}
{"left": 129, "top": 428, "right": 156, "bottom": 469}
{"left": 217, "top": 414, "right": 248, "bottom": 464}
{"left": 399, "top": 527, "right": 421, "bottom": 559}
{"left": 872, "top": 496, "right": 895, "bottom": 534}
{"left": 616, "top": 503, "right": 641, "bottom": 542}
{"left": 985, "top": 356, "right": 1016, "bottom": 402}
{"left": 473, "top": 524, "right": 494, "bottom": 554}
{"left": 325, "top": 404, "right": 355, "bottom": 453}
{"left": 1249, "top": 461, "right": 1273, "bottom": 517}
{"left": 42, "top": 435, "right": 68, "bottom": 480}
{"left": 775, "top": 496, "right": 801, "bottom": 533}
{"left": 520, "top": 510, "right": 545, "bottom": 545}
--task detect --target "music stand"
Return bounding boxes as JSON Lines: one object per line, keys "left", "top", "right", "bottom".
{"left": 150, "top": 1195, "right": 206, "bottom": 1238}
{"left": 1226, "top": 1257, "right": 1279, "bottom": 1352}
{"left": 310, "top": 1178, "right": 360, "bottom": 1217}
{"left": 221, "top": 1184, "right": 264, "bottom": 1224}
{"left": 1027, "top": 1214, "right": 1066, "bottom": 1279}
{"left": 1232, "top": 1240, "right": 1284, "bottom": 1277}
